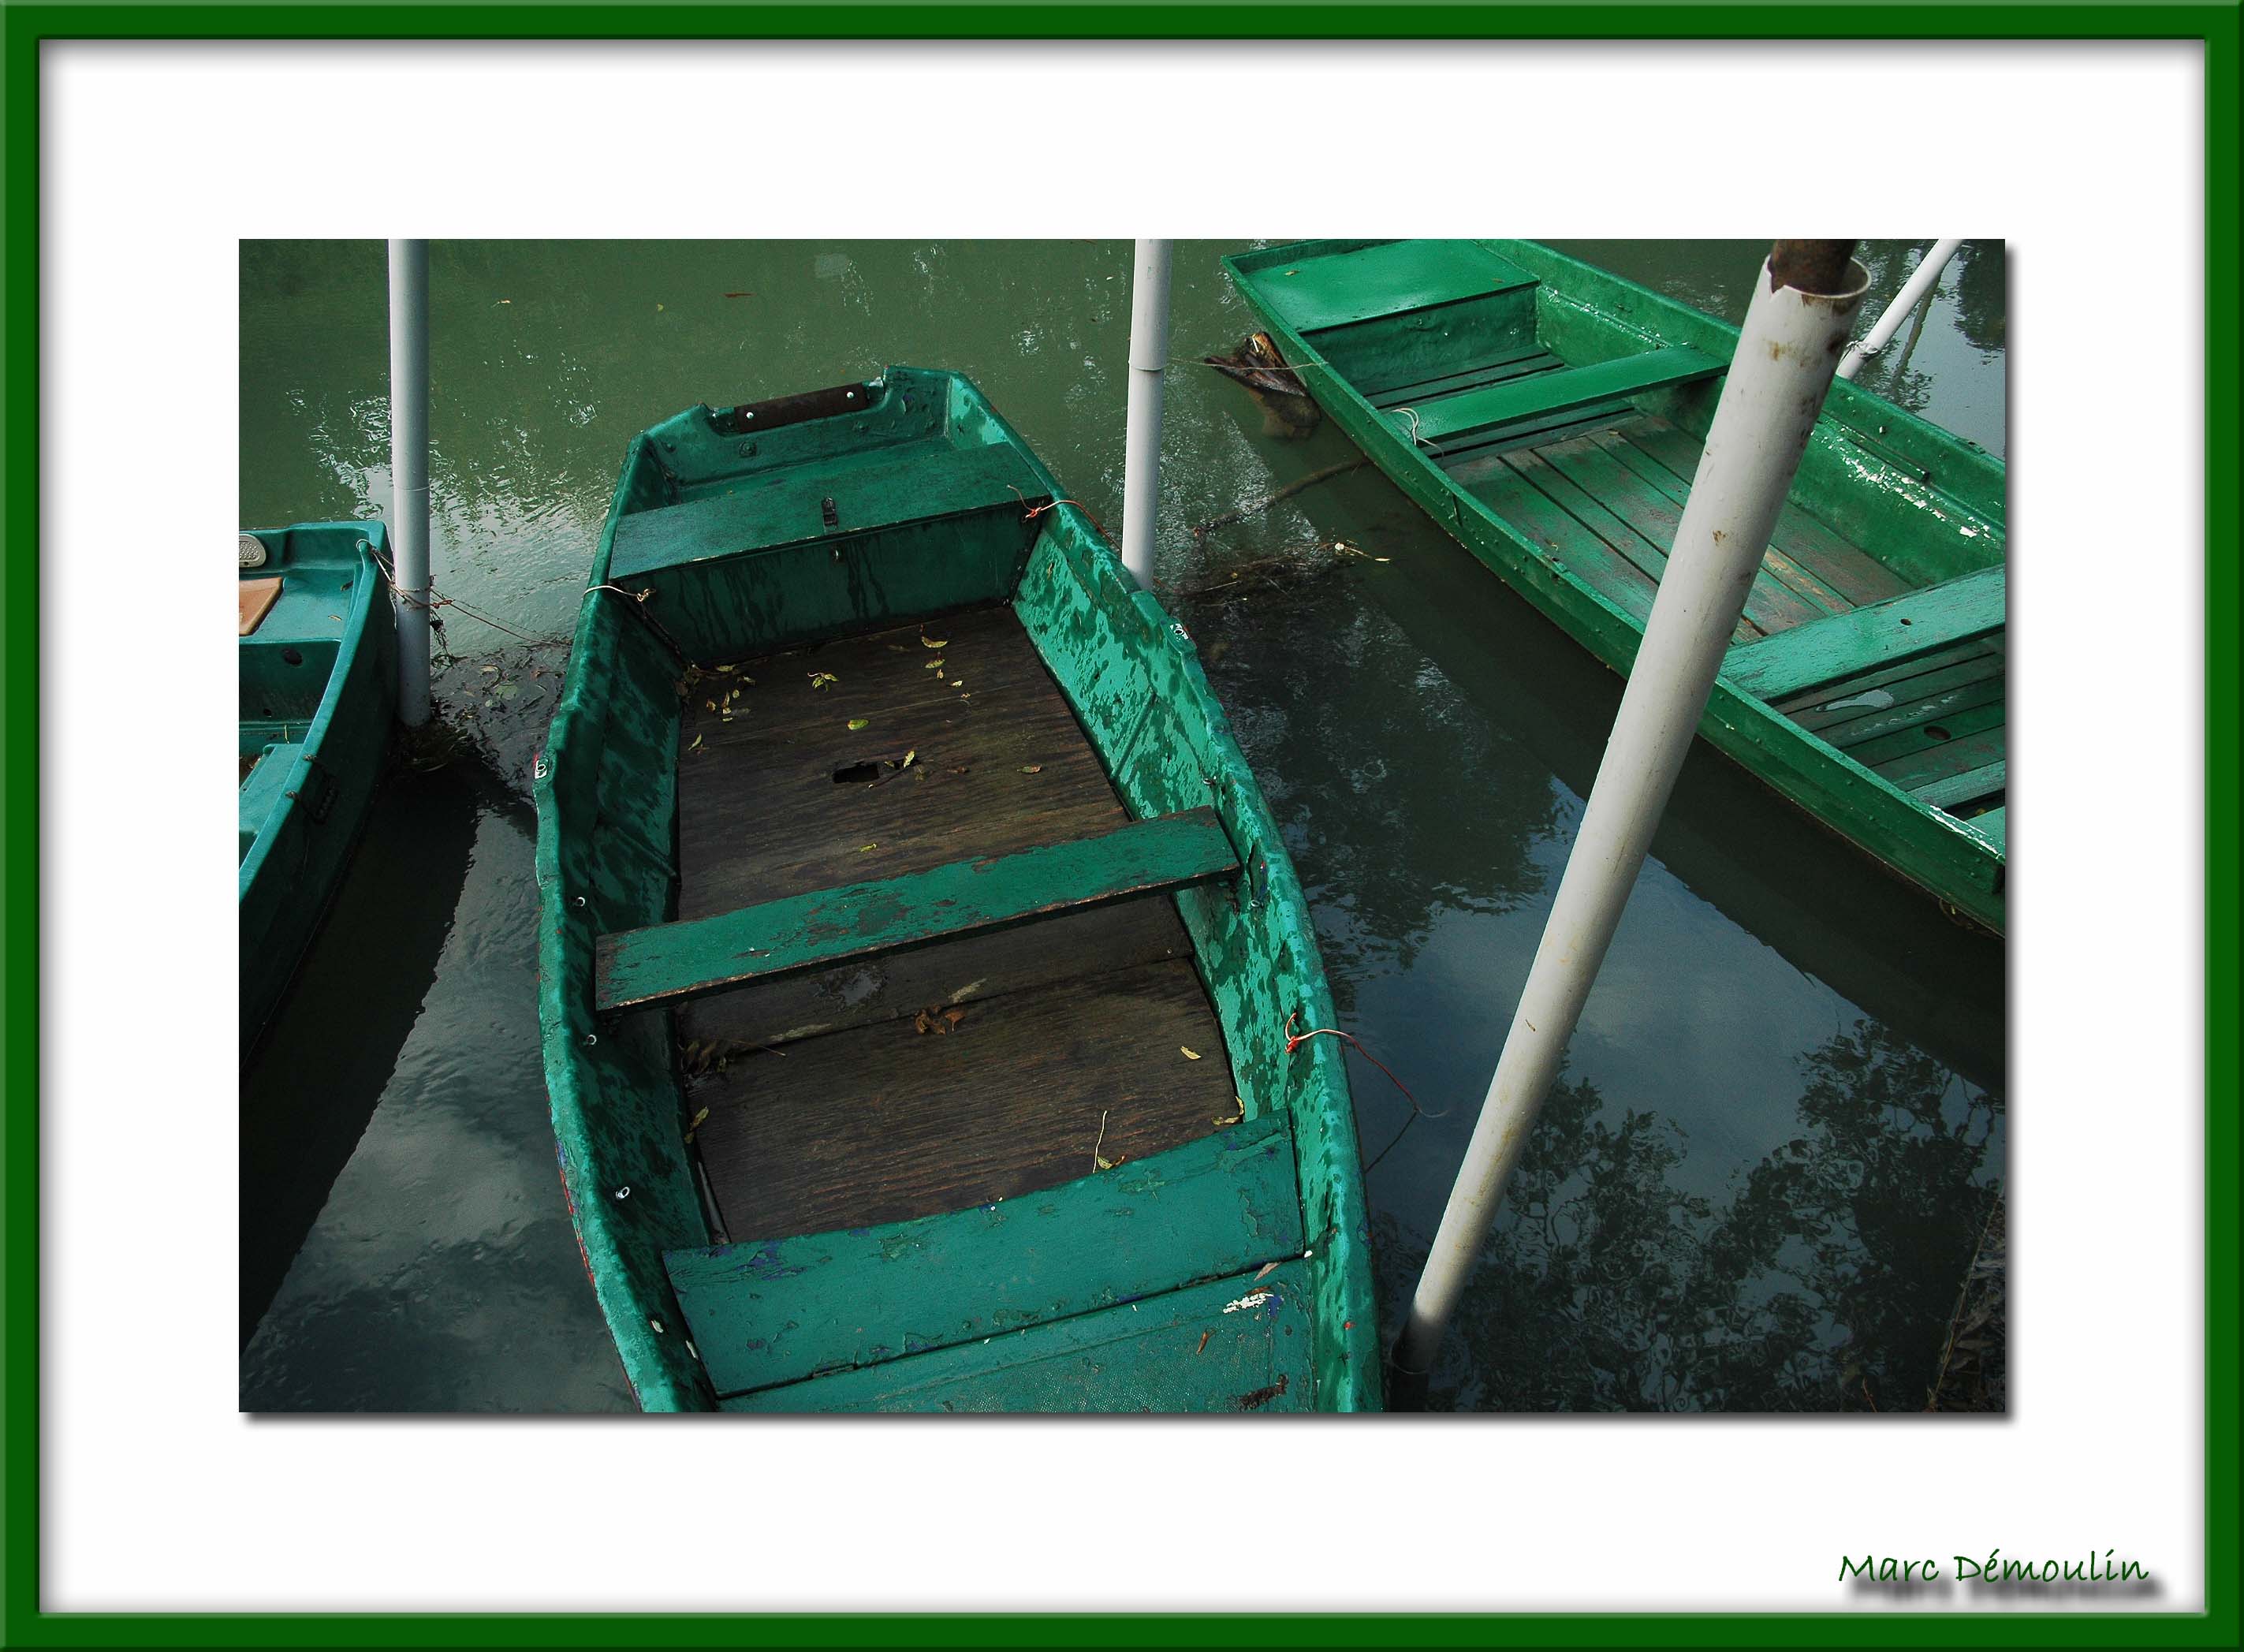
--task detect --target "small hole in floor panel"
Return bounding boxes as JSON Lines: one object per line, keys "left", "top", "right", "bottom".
{"left": 832, "top": 761, "right": 882, "bottom": 785}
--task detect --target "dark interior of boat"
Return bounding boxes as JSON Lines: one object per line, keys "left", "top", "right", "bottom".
{"left": 667, "top": 603, "right": 1241, "bottom": 1242}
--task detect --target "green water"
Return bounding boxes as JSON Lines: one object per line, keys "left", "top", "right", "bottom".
{"left": 239, "top": 241, "right": 2005, "bottom": 1412}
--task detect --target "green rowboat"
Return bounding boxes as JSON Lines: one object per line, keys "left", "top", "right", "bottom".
{"left": 1225, "top": 240, "right": 2008, "bottom": 933}
{"left": 239, "top": 522, "right": 398, "bottom": 1050}
{"left": 534, "top": 368, "right": 1379, "bottom": 1411}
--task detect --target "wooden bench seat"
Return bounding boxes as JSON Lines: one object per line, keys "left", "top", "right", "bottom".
{"left": 1722, "top": 565, "right": 2007, "bottom": 703}
{"left": 595, "top": 807, "right": 1239, "bottom": 1014}
{"left": 1389, "top": 345, "right": 1724, "bottom": 448}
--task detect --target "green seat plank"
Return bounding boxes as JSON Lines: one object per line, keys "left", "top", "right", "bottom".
{"left": 1724, "top": 565, "right": 2007, "bottom": 703}
{"left": 1964, "top": 807, "right": 2007, "bottom": 850}
{"left": 719, "top": 1257, "right": 1316, "bottom": 1413}
{"left": 668, "top": 1113, "right": 1303, "bottom": 1399}
{"left": 595, "top": 807, "right": 1238, "bottom": 1013}
{"left": 609, "top": 439, "right": 1046, "bottom": 581}
{"left": 1393, "top": 346, "right": 1723, "bottom": 447}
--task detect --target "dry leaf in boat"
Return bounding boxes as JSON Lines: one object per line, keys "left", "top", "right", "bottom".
{"left": 808, "top": 671, "right": 838, "bottom": 689}
{"left": 1180, "top": 1046, "right": 1202, "bottom": 1061}
{"left": 848, "top": 718, "right": 869, "bottom": 730}
{"left": 942, "top": 1008, "right": 964, "bottom": 1025}
{"left": 1252, "top": 1261, "right": 1279, "bottom": 1284}
{"left": 925, "top": 659, "right": 945, "bottom": 671}
{"left": 703, "top": 700, "right": 716, "bottom": 711}
{"left": 1019, "top": 765, "right": 1042, "bottom": 774}
{"left": 858, "top": 842, "right": 878, "bottom": 852}
{"left": 922, "top": 635, "right": 947, "bottom": 649}
{"left": 1094, "top": 1155, "right": 1118, "bottom": 1172}
{"left": 714, "top": 664, "right": 733, "bottom": 673}
{"left": 901, "top": 750, "right": 916, "bottom": 769}
{"left": 687, "top": 734, "right": 703, "bottom": 752}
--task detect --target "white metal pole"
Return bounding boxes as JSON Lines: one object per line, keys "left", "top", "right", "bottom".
{"left": 1389, "top": 242, "right": 1868, "bottom": 1400}
{"left": 388, "top": 237, "right": 432, "bottom": 727}
{"left": 1836, "top": 237, "right": 1962, "bottom": 382}
{"left": 1119, "top": 238, "right": 1173, "bottom": 587}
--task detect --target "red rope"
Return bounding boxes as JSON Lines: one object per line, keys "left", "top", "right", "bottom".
{"left": 1284, "top": 1010, "right": 1445, "bottom": 1118}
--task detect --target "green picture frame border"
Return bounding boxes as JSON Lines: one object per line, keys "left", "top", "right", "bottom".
{"left": 3, "top": 6, "right": 2234, "bottom": 1645}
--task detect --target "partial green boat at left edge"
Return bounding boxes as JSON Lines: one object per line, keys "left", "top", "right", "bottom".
{"left": 238, "top": 522, "right": 398, "bottom": 1053}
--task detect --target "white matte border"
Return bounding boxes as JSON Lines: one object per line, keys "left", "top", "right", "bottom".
{"left": 42, "top": 40, "right": 2205, "bottom": 1614}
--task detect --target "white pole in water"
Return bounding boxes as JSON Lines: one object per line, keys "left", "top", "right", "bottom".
{"left": 388, "top": 237, "right": 432, "bottom": 727}
{"left": 1389, "top": 242, "right": 1869, "bottom": 1402}
{"left": 1119, "top": 237, "right": 1173, "bottom": 587}
{"left": 1836, "top": 237, "right": 1962, "bottom": 382}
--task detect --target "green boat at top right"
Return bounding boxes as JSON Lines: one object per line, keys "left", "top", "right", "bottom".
{"left": 1225, "top": 240, "right": 2007, "bottom": 933}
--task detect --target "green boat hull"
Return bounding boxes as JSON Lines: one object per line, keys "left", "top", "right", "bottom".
{"left": 1225, "top": 240, "right": 2007, "bottom": 933}
{"left": 238, "top": 522, "right": 398, "bottom": 1052}
{"left": 535, "top": 368, "right": 1379, "bottom": 1411}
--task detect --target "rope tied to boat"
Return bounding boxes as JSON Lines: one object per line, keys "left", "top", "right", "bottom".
{"left": 367, "top": 542, "right": 552, "bottom": 646}
{"left": 1284, "top": 1009, "right": 1448, "bottom": 1177}
{"left": 1006, "top": 484, "right": 1109, "bottom": 539}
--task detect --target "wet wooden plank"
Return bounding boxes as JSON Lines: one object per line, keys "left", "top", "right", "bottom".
{"left": 719, "top": 1259, "right": 1315, "bottom": 1413}
{"left": 691, "top": 957, "right": 1239, "bottom": 1241}
{"left": 1722, "top": 566, "right": 2007, "bottom": 703}
{"left": 597, "top": 809, "right": 1237, "bottom": 1013}
{"left": 666, "top": 1113, "right": 1302, "bottom": 1398}
{"left": 673, "top": 606, "right": 1128, "bottom": 922}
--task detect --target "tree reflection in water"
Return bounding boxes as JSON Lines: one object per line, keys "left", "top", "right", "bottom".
{"left": 1401, "top": 1020, "right": 2004, "bottom": 1412}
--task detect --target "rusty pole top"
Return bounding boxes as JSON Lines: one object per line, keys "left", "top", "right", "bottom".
{"left": 1768, "top": 240, "right": 1860, "bottom": 296}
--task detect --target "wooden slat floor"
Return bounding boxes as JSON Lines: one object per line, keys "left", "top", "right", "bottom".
{"left": 673, "top": 604, "right": 1238, "bottom": 1242}
{"left": 1448, "top": 413, "right": 1911, "bottom": 645}
{"left": 1776, "top": 636, "right": 2007, "bottom": 815}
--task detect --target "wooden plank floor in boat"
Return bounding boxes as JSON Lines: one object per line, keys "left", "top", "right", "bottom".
{"left": 1444, "top": 412, "right": 1912, "bottom": 646}
{"left": 673, "top": 605, "right": 1239, "bottom": 1241}
{"left": 1443, "top": 406, "right": 2007, "bottom": 826}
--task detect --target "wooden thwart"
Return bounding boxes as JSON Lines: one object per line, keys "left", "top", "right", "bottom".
{"left": 1392, "top": 346, "right": 1723, "bottom": 448}
{"left": 596, "top": 807, "right": 1239, "bottom": 1013}
{"left": 1722, "top": 565, "right": 2007, "bottom": 703}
